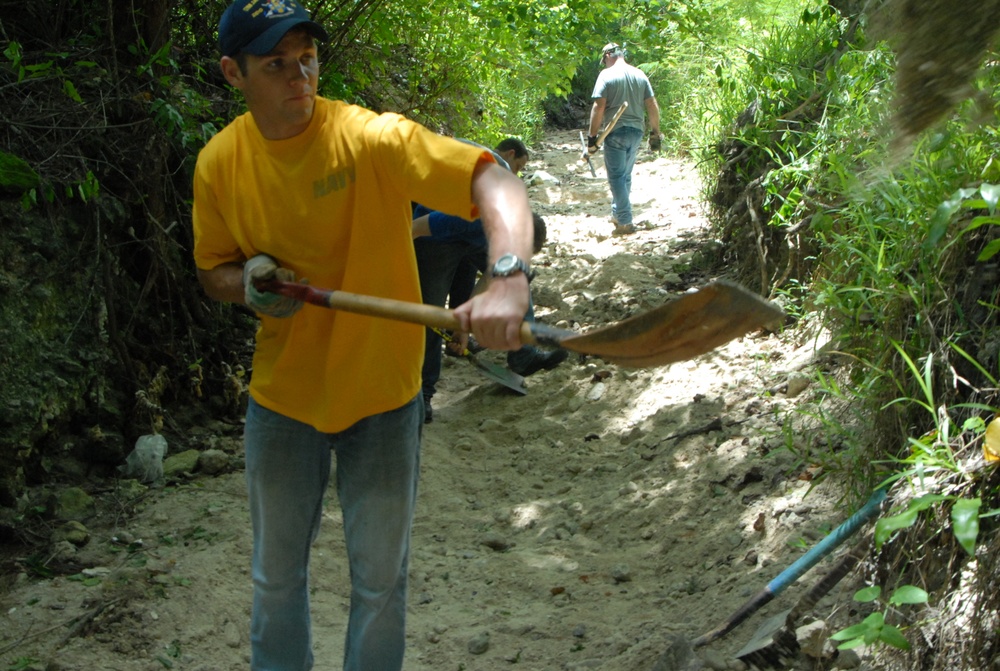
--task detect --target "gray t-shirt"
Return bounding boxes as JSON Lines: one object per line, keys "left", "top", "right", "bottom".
{"left": 592, "top": 62, "right": 655, "bottom": 132}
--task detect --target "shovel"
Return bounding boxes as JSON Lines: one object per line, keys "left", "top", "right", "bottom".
{"left": 580, "top": 101, "right": 629, "bottom": 177}
{"left": 691, "top": 487, "right": 887, "bottom": 649}
{"left": 432, "top": 327, "right": 528, "bottom": 395}
{"left": 255, "top": 278, "right": 784, "bottom": 368}
{"left": 652, "top": 488, "right": 888, "bottom": 671}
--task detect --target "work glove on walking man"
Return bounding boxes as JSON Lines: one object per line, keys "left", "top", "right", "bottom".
{"left": 649, "top": 131, "right": 662, "bottom": 152}
{"left": 587, "top": 135, "right": 599, "bottom": 155}
{"left": 242, "top": 253, "right": 304, "bottom": 318}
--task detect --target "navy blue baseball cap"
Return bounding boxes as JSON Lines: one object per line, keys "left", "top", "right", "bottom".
{"left": 219, "top": 1, "right": 330, "bottom": 57}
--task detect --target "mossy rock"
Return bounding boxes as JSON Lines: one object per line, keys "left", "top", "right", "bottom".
{"left": 164, "top": 449, "right": 200, "bottom": 478}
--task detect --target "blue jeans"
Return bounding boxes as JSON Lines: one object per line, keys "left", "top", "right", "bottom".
{"left": 245, "top": 396, "right": 422, "bottom": 671}
{"left": 603, "top": 126, "right": 644, "bottom": 226}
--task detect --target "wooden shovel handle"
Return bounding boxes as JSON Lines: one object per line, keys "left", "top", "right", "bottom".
{"left": 257, "top": 278, "right": 784, "bottom": 368}
{"left": 255, "top": 278, "right": 551, "bottom": 346}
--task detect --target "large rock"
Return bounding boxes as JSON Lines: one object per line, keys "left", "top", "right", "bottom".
{"left": 51, "top": 486, "right": 95, "bottom": 521}
{"left": 164, "top": 449, "right": 200, "bottom": 478}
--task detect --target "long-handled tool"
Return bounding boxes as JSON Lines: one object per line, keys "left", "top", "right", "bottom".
{"left": 692, "top": 487, "right": 888, "bottom": 647}
{"left": 580, "top": 101, "right": 630, "bottom": 177}
{"left": 580, "top": 132, "right": 598, "bottom": 177}
{"left": 432, "top": 327, "right": 527, "bottom": 395}
{"left": 653, "top": 488, "right": 888, "bottom": 671}
{"left": 255, "top": 278, "right": 784, "bottom": 368}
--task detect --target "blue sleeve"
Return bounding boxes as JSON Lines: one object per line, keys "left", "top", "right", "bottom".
{"left": 426, "top": 211, "right": 488, "bottom": 249}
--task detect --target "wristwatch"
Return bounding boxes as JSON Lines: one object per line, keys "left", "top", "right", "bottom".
{"left": 491, "top": 253, "right": 531, "bottom": 278}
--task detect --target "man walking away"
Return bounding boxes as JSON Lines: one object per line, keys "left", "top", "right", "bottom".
{"left": 587, "top": 42, "right": 662, "bottom": 236}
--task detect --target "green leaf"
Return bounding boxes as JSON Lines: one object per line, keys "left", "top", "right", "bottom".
{"left": 835, "top": 636, "right": 866, "bottom": 650}
{"left": 831, "top": 622, "right": 871, "bottom": 640}
{"left": 63, "top": 79, "right": 83, "bottom": 103}
{"left": 862, "top": 611, "right": 885, "bottom": 627}
{"left": 24, "top": 61, "right": 54, "bottom": 75}
{"left": 977, "top": 238, "right": 1000, "bottom": 262}
{"left": 960, "top": 214, "right": 1000, "bottom": 235}
{"left": 888, "top": 585, "right": 929, "bottom": 605}
{"left": 875, "top": 508, "right": 919, "bottom": 549}
{"left": 959, "top": 198, "right": 988, "bottom": 211}
{"left": 0, "top": 150, "right": 40, "bottom": 191}
{"left": 981, "top": 183, "right": 1000, "bottom": 213}
{"left": 951, "top": 497, "right": 981, "bottom": 556}
{"left": 853, "top": 586, "right": 881, "bottom": 602}
{"left": 878, "top": 624, "right": 911, "bottom": 650}
{"left": 925, "top": 187, "right": 978, "bottom": 248}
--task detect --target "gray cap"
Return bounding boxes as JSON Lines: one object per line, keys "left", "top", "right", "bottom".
{"left": 600, "top": 42, "right": 622, "bottom": 63}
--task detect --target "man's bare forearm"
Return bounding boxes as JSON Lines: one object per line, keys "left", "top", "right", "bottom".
{"left": 197, "top": 262, "right": 245, "bottom": 304}
{"left": 588, "top": 99, "right": 606, "bottom": 137}
{"left": 646, "top": 97, "right": 661, "bottom": 134}
{"left": 470, "top": 162, "right": 532, "bottom": 264}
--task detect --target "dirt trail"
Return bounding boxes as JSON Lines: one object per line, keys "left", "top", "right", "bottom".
{"left": 0, "top": 130, "right": 854, "bottom": 671}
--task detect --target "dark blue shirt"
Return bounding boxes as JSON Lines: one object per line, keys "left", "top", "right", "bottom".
{"left": 412, "top": 203, "right": 487, "bottom": 250}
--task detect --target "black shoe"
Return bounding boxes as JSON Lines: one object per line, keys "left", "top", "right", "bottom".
{"left": 423, "top": 396, "right": 433, "bottom": 424}
{"left": 466, "top": 335, "right": 485, "bottom": 354}
{"left": 508, "top": 348, "right": 569, "bottom": 377}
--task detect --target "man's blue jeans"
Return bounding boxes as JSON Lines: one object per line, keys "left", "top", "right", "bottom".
{"left": 603, "top": 126, "right": 644, "bottom": 226}
{"left": 244, "top": 395, "right": 422, "bottom": 671}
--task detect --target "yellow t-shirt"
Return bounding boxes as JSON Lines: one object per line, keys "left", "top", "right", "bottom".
{"left": 192, "top": 97, "right": 490, "bottom": 433}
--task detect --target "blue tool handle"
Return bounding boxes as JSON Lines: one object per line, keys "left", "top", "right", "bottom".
{"left": 767, "top": 487, "right": 887, "bottom": 593}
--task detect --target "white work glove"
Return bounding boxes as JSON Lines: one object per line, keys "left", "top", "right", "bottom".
{"left": 242, "top": 254, "right": 304, "bottom": 318}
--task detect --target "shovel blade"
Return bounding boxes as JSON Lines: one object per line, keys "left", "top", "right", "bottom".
{"left": 541, "top": 281, "right": 784, "bottom": 368}
{"left": 734, "top": 609, "right": 793, "bottom": 659}
{"left": 466, "top": 353, "right": 528, "bottom": 395}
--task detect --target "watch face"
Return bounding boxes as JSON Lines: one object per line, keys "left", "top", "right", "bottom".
{"left": 494, "top": 253, "right": 528, "bottom": 277}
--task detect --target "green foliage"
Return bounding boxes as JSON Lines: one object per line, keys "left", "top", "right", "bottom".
{"left": 874, "top": 494, "right": 982, "bottom": 555}
{"left": 831, "top": 584, "right": 929, "bottom": 651}
{"left": 645, "top": 1, "right": 830, "bottom": 153}
{"left": 319, "top": 0, "right": 628, "bottom": 141}
{"left": 694, "top": 10, "right": 1000, "bottom": 661}
{"left": 0, "top": 41, "right": 111, "bottom": 210}
{"left": 0, "top": 150, "right": 39, "bottom": 193}
{"left": 927, "top": 183, "right": 1000, "bottom": 261}
{"left": 2, "top": 39, "right": 89, "bottom": 101}
{"left": 129, "top": 38, "right": 219, "bottom": 159}
{"left": 774, "top": 59, "right": 1000, "bottom": 476}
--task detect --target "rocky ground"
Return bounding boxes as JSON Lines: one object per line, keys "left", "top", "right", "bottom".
{"left": 0, "top": 130, "right": 873, "bottom": 671}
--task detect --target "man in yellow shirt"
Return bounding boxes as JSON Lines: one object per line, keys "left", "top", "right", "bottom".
{"left": 192, "top": 3, "right": 534, "bottom": 669}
